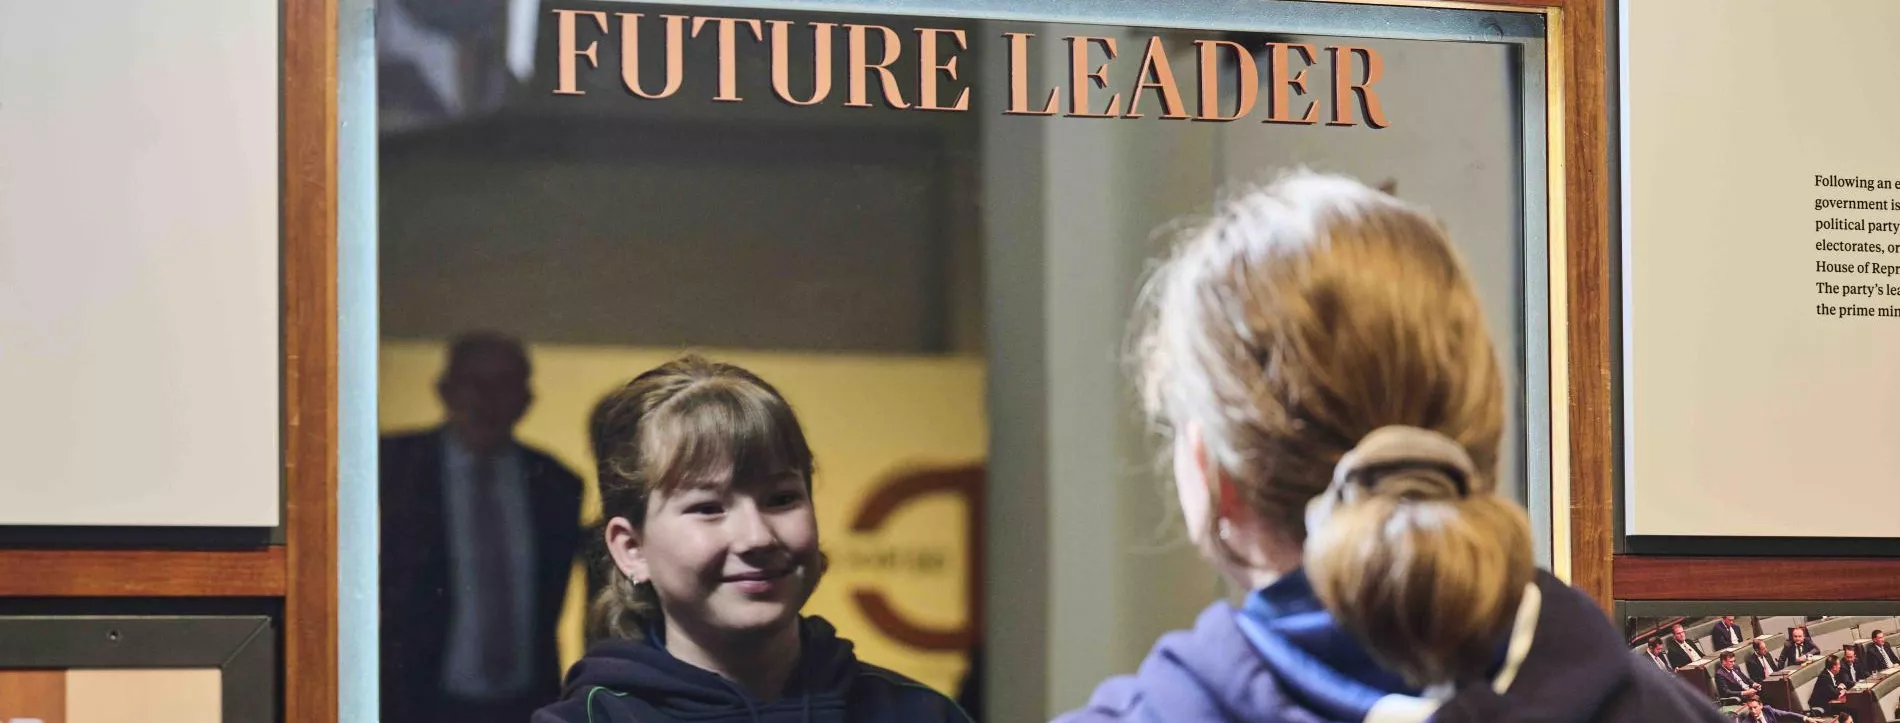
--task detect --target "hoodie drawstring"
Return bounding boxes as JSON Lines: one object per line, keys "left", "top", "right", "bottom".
{"left": 801, "top": 662, "right": 813, "bottom": 723}
{"left": 710, "top": 675, "right": 763, "bottom": 722}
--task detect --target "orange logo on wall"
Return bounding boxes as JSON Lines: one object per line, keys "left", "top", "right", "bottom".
{"left": 843, "top": 465, "right": 983, "bottom": 652}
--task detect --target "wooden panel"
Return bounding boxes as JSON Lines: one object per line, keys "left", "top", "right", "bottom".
{"left": 0, "top": 550, "right": 284, "bottom": 597}
{"left": 0, "top": 670, "right": 66, "bottom": 723}
{"left": 1556, "top": 0, "right": 1615, "bottom": 611}
{"left": 283, "top": 0, "right": 339, "bottom": 721}
{"left": 1615, "top": 556, "right": 1900, "bottom": 601}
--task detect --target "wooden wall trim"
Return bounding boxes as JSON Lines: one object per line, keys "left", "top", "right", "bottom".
{"left": 1615, "top": 556, "right": 1900, "bottom": 601}
{"left": 284, "top": 0, "right": 340, "bottom": 719}
{"left": 0, "top": 550, "right": 286, "bottom": 597}
{"left": 1556, "top": 0, "right": 1615, "bottom": 611}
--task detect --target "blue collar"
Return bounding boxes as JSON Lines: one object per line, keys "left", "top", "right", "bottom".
{"left": 1234, "top": 570, "right": 1517, "bottom": 721}
{"left": 1232, "top": 570, "right": 1418, "bottom": 721}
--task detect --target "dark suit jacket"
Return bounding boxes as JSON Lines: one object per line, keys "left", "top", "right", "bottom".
{"left": 1778, "top": 640, "right": 1819, "bottom": 669}
{"left": 1733, "top": 705, "right": 1805, "bottom": 723}
{"left": 1713, "top": 623, "right": 1747, "bottom": 650}
{"left": 1840, "top": 659, "right": 1865, "bottom": 687}
{"left": 1713, "top": 666, "right": 1755, "bottom": 698}
{"left": 1745, "top": 651, "right": 1777, "bottom": 682}
{"left": 1868, "top": 641, "right": 1900, "bottom": 670}
{"left": 380, "top": 429, "right": 584, "bottom": 721}
{"left": 1639, "top": 649, "right": 1674, "bottom": 672}
{"left": 1666, "top": 638, "right": 1703, "bottom": 668}
{"left": 1808, "top": 669, "right": 1845, "bottom": 710}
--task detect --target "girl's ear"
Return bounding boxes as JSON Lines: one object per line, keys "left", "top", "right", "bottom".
{"left": 604, "top": 516, "right": 649, "bottom": 583}
{"left": 1211, "top": 458, "right": 1247, "bottom": 527}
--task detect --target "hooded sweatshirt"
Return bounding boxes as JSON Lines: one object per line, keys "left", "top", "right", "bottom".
{"left": 532, "top": 616, "right": 970, "bottom": 723}
{"left": 1054, "top": 569, "right": 1728, "bottom": 723}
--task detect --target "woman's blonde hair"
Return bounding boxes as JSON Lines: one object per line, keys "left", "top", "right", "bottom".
{"left": 1132, "top": 170, "right": 1532, "bottom": 686}
{"left": 586, "top": 354, "right": 819, "bottom": 641}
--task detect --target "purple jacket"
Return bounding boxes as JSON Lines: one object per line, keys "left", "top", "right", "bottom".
{"left": 1054, "top": 570, "right": 1728, "bottom": 723}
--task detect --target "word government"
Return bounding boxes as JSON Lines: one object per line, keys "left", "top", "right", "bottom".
{"left": 551, "top": 9, "right": 1391, "bottom": 127}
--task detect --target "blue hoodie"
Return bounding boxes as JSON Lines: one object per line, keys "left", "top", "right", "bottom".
{"left": 1054, "top": 570, "right": 1729, "bottom": 723}
{"left": 532, "top": 616, "right": 970, "bottom": 723}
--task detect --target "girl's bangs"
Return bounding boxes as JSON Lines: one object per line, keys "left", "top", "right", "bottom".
{"left": 644, "top": 382, "right": 811, "bottom": 494}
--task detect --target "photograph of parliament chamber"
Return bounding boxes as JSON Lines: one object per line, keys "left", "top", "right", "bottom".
{"left": 2, "top": 0, "right": 1898, "bottom": 722}
{"left": 1623, "top": 612, "right": 1900, "bottom": 722}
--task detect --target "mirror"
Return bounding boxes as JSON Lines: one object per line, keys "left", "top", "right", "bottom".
{"left": 373, "top": 2, "right": 1544, "bottom": 720}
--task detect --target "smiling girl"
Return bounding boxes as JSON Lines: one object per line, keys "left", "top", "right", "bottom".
{"left": 534, "top": 355, "right": 968, "bottom": 723}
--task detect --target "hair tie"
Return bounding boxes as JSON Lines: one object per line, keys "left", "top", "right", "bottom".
{"left": 1331, "top": 425, "right": 1476, "bottom": 500}
{"left": 1305, "top": 425, "right": 1476, "bottom": 540}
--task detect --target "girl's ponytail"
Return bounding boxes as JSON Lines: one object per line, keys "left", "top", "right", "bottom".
{"left": 1303, "top": 426, "right": 1534, "bottom": 686}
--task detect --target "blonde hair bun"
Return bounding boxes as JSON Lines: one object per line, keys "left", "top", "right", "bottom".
{"left": 1304, "top": 425, "right": 1532, "bottom": 686}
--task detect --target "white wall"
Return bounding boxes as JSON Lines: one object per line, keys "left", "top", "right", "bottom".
{"left": 1622, "top": 0, "right": 1900, "bottom": 538}
{"left": 0, "top": 1, "right": 280, "bottom": 526}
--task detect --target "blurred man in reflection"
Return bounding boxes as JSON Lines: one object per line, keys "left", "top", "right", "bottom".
{"left": 1714, "top": 616, "right": 1749, "bottom": 649}
{"left": 1716, "top": 652, "right": 1761, "bottom": 699}
{"left": 1747, "top": 640, "right": 1780, "bottom": 682}
{"left": 381, "top": 332, "right": 583, "bottom": 723}
{"left": 1867, "top": 630, "right": 1899, "bottom": 671}
{"left": 1668, "top": 624, "right": 1706, "bottom": 668}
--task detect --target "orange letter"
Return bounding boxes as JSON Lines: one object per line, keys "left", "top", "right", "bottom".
{"left": 1328, "top": 45, "right": 1389, "bottom": 128}
{"left": 618, "top": 13, "right": 685, "bottom": 99}
{"left": 691, "top": 17, "right": 765, "bottom": 102}
{"left": 1193, "top": 39, "right": 1257, "bottom": 121}
{"left": 1265, "top": 43, "right": 1320, "bottom": 125}
{"left": 917, "top": 28, "right": 970, "bottom": 112}
{"left": 845, "top": 24, "right": 910, "bottom": 108}
{"left": 1124, "top": 36, "right": 1187, "bottom": 119}
{"left": 769, "top": 20, "right": 835, "bottom": 106}
{"left": 553, "top": 9, "right": 608, "bottom": 95}
{"left": 1065, "top": 36, "right": 1121, "bottom": 118}
{"left": 1004, "top": 32, "right": 1059, "bottom": 115}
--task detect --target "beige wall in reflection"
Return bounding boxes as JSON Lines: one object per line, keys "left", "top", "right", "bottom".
{"left": 381, "top": 340, "right": 986, "bottom": 693}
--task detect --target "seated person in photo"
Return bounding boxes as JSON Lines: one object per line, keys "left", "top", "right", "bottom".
{"left": 1641, "top": 636, "right": 1675, "bottom": 673}
{"left": 1782, "top": 627, "right": 1821, "bottom": 668}
{"left": 1731, "top": 692, "right": 1803, "bottom": 723}
{"left": 1747, "top": 640, "right": 1780, "bottom": 682}
{"left": 1838, "top": 648, "right": 1865, "bottom": 687}
{"left": 1808, "top": 656, "right": 1846, "bottom": 712}
{"left": 1866, "top": 630, "right": 1899, "bottom": 672}
{"left": 1715, "top": 652, "right": 1761, "bottom": 699}
{"left": 1714, "top": 616, "right": 1748, "bottom": 650}
{"left": 532, "top": 356, "right": 969, "bottom": 723}
{"left": 1668, "top": 623, "right": 1707, "bottom": 668}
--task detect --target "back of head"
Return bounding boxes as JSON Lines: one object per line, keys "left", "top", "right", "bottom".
{"left": 1133, "top": 170, "right": 1528, "bottom": 687}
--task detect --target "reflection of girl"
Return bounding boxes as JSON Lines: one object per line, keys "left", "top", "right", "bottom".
{"left": 1055, "top": 172, "right": 1723, "bottom": 723}
{"left": 534, "top": 355, "right": 969, "bottom": 723}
